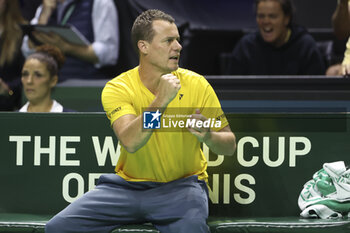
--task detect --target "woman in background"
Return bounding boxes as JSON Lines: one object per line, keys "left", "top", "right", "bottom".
{"left": 20, "top": 44, "right": 72, "bottom": 112}
{"left": 0, "top": 0, "right": 26, "bottom": 110}
{"left": 227, "top": 0, "right": 325, "bottom": 75}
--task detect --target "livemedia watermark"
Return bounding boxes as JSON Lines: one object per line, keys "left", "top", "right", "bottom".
{"left": 142, "top": 107, "right": 226, "bottom": 132}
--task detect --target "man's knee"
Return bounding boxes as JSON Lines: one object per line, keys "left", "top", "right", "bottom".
{"left": 45, "top": 215, "right": 69, "bottom": 233}
{"left": 45, "top": 218, "right": 57, "bottom": 233}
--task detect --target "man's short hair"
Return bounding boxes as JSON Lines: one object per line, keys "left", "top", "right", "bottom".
{"left": 131, "top": 9, "right": 175, "bottom": 53}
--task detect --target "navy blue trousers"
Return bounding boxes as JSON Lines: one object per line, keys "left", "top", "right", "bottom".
{"left": 45, "top": 174, "right": 210, "bottom": 233}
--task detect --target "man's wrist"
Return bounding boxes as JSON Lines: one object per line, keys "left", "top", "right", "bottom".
{"left": 152, "top": 96, "right": 170, "bottom": 109}
{"left": 202, "top": 130, "right": 212, "bottom": 146}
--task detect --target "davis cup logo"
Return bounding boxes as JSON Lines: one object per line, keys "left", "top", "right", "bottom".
{"left": 143, "top": 110, "right": 162, "bottom": 129}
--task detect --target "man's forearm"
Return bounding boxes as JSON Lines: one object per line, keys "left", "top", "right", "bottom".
{"left": 114, "top": 97, "right": 170, "bottom": 153}
{"left": 204, "top": 130, "right": 236, "bottom": 156}
{"left": 115, "top": 115, "right": 153, "bottom": 153}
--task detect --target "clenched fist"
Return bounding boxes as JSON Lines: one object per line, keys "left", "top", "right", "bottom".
{"left": 156, "top": 73, "right": 181, "bottom": 106}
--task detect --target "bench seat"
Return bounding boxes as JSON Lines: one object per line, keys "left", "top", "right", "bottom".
{"left": 208, "top": 217, "right": 350, "bottom": 233}
{"left": 1, "top": 214, "right": 350, "bottom": 233}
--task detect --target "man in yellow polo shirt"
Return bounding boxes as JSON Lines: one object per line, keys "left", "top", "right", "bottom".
{"left": 46, "top": 9, "right": 236, "bottom": 233}
{"left": 102, "top": 66, "right": 230, "bottom": 183}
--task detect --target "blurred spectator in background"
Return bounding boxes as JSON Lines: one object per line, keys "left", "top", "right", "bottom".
{"left": 19, "top": 0, "right": 41, "bottom": 21}
{"left": 20, "top": 44, "right": 73, "bottom": 112}
{"left": 327, "top": 0, "right": 350, "bottom": 76}
{"left": 22, "top": 0, "right": 119, "bottom": 82}
{"left": 226, "top": 0, "right": 325, "bottom": 75}
{"left": 332, "top": 0, "right": 350, "bottom": 40}
{"left": 0, "top": 0, "right": 26, "bottom": 111}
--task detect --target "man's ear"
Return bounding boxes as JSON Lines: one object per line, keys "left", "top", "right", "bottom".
{"left": 138, "top": 40, "right": 149, "bottom": 55}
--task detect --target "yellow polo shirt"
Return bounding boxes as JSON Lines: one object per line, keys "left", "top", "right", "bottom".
{"left": 101, "top": 67, "right": 228, "bottom": 182}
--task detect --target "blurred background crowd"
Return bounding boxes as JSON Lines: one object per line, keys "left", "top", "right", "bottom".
{"left": 0, "top": 0, "right": 347, "bottom": 112}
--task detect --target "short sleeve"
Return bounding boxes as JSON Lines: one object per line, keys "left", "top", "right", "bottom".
{"left": 197, "top": 78, "right": 228, "bottom": 131}
{"left": 101, "top": 81, "right": 136, "bottom": 125}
